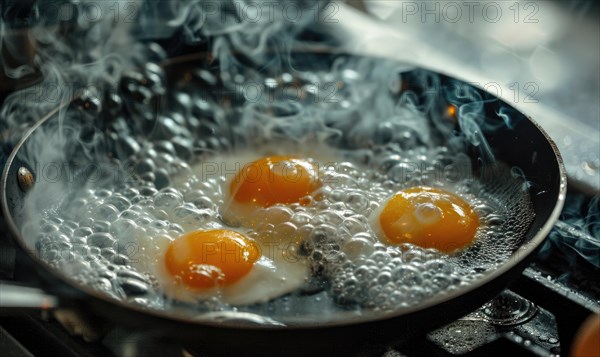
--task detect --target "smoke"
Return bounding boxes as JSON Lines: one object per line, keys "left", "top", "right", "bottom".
{"left": 0, "top": 0, "right": 337, "bottom": 247}
{"left": 538, "top": 194, "right": 600, "bottom": 269}
{"left": 1, "top": 1, "right": 140, "bottom": 158}
{"left": 0, "top": 1, "right": 141, "bottom": 248}
{"left": 1, "top": 1, "right": 506, "bottom": 178}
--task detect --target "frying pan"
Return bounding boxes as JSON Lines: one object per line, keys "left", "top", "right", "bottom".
{"left": 0, "top": 50, "right": 566, "bottom": 356}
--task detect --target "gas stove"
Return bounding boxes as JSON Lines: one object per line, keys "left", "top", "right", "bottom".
{"left": 1, "top": 1, "right": 599, "bottom": 356}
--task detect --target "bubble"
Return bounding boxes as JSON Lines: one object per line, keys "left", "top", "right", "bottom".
{"left": 263, "top": 206, "right": 294, "bottom": 225}
{"left": 370, "top": 251, "right": 391, "bottom": 265}
{"left": 122, "top": 188, "right": 140, "bottom": 198}
{"left": 291, "top": 212, "right": 312, "bottom": 225}
{"left": 328, "top": 188, "right": 346, "bottom": 202}
{"left": 62, "top": 220, "right": 79, "bottom": 229}
{"left": 377, "top": 271, "right": 392, "bottom": 285}
{"left": 154, "top": 191, "right": 184, "bottom": 210}
{"left": 73, "top": 227, "right": 94, "bottom": 238}
{"left": 120, "top": 209, "right": 141, "bottom": 220}
{"left": 136, "top": 216, "right": 153, "bottom": 226}
{"left": 93, "top": 204, "right": 120, "bottom": 222}
{"left": 273, "top": 222, "right": 297, "bottom": 238}
{"left": 61, "top": 226, "right": 75, "bottom": 236}
{"left": 101, "top": 247, "right": 117, "bottom": 260}
{"left": 191, "top": 196, "right": 215, "bottom": 210}
{"left": 41, "top": 223, "right": 59, "bottom": 233}
{"left": 118, "top": 277, "right": 150, "bottom": 296}
{"left": 87, "top": 232, "right": 116, "bottom": 249}
{"left": 429, "top": 275, "right": 452, "bottom": 290}
{"left": 414, "top": 203, "right": 442, "bottom": 224}
{"left": 402, "top": 248, "right": 426, "bottom": 264}
{"left": 152, "top": 208, "right": 169, "bottom": 220}
{"left": 345, "top": 193, "right": 369, "bottom": 212}
{"left": 70, "top": 198, "right": 88, "bottom": 216}
{"left": 485, "top": 214, "right": 504, "bottom": 225}
{"left": 94, "top": 189, "right": 113, "bottom": 198}
{"left": 169, "top": 223, "right": 184, "bottom": 233}
{"left": 308, "top": 224, "right": 337, "bottom": 246}
{"left": 313, "top": 210, "right": 344, "bottom": 225}
{"left": 392, "top": 266, "right": 422, "bottom": 287}
{"left": 23, "top": 65, "right": 536, "bottom": 318}
{"left": 341, "top": 217, "right": 366, "bottom": 236}
{"left": 423, "top": 259, "right": 453, "bottom": 275}
{"left": 105, "top": 195, "right": 131, "bottom": 211}
{"left": 110, "top": 218, "right": 138, "bottom": 236}
{"left": 91, "top": 219, "right": 111, "bottom": 232}
{"left": 140, "top": 187, "right": 158, "bottom": 197}
{"left": 173, "top": 205, "right": 212, "bottom": 228}
{"left": 113, "top": 254, "right": 130, "bottom": 265}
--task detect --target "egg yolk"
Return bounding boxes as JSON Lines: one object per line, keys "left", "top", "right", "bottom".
{"left": 230, "top": 156, "right": 320, "bottom": 207}
{"left": 164, "top": 229, "right": 260, "bottom": 290}
{"left": 378, "top": 187, "right": 479, "bottom": 253}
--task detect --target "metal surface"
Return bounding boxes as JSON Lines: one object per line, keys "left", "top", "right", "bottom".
{"left": 0, "top": 282, "right": 57, "bottom": 311}
{"left": 480, "top": 291, "right": 537, "bottom": 326}
{"left": 16, "top": 167, "right": 33, "bottom": 192}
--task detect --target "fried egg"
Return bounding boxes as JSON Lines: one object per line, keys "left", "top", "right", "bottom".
{"left": 153, "top": 228, "right": 309, "bottom": 305}
{"left": 370, "top": 186, "right": 480, "bottom": 253}
{"left": 143, "top": 152, "right": 325, "bottom": 305}
{"left": 221, "top": 155, "right": 322, "bottom": 227}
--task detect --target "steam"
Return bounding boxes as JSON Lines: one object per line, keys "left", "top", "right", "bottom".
{"left": 0, "top": 0, "right": 329, "bottom": 243}
{"left": 0, "top": 0, "right": 558, "bottom": 300}
{"left": 539, "top": 194, "right": 600, "bottom": 269}
{"left": 1, "top": 1, "right": 504, "bottom": 181}
{"left": 0, "top": 2, "right": 140, "bottom": 247}
{"left": 1, "top": 1, "right": 139, "bottom": 152}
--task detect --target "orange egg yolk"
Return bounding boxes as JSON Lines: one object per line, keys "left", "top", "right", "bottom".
{"left": 378, "top": 187, "right": 479, "bottom": 253}
{"left": 164, "top": 229, "right": 260, "bottom": 290}
{"left": 230, "top": 156, "right": 321, "bottom": 207}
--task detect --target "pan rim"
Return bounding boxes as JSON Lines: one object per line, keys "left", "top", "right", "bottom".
{"left": 0, "top": 51, "right": 567, "bottom": 331}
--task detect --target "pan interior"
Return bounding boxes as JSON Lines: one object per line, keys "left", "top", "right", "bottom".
{"left": 5, "top": 52, "right": 560, "bottom": 326}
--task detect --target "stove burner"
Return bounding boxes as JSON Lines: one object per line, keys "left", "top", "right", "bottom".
{"left": 481, "top": 291, "right": 537, "bottom": 326}
{"left": 424, "top": 289, "right": 561, "bottom": 356}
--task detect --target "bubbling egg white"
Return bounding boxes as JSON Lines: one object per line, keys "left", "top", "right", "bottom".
{"left": 29, "top": 140, "right": 534, "bottom": 315}
{"left": 145, "top": 150, "right": 333, "bottom": 306}
{"left": 369, "top": 186, "right": 480, "bottom": 253}
{"left": 150, "top": 228, "right": 310, "bottom": 306}
{"left": 219, "top": 154, "right": 327, "bottom": 228}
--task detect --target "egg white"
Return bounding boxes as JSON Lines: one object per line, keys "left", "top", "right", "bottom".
{"left": 368, "top": 186, "right": 479, "bottom": 252}
{"left": 368, "top": 196, "right": 393, "bottom": 246}
{"left": 134, "top": 147, "right": 343, "bottom": 306}
{"left": 149, "top": 229, "right": 309, "bottom": 305}
{"left": 213, "top": 149, "right": 337, "bottom": 228}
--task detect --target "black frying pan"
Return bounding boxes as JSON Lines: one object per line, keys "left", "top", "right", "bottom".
{"left": 0, "top": 51, "right": 566, "bottom": 356}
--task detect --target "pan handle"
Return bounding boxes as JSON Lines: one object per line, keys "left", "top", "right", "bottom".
{"left": 0, "top": 280, "right": 58, "bottom": 314}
